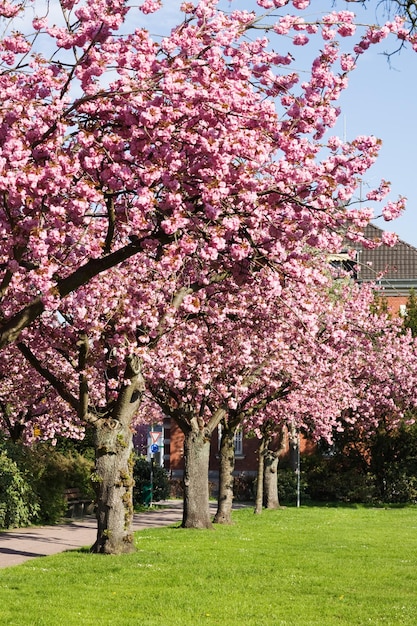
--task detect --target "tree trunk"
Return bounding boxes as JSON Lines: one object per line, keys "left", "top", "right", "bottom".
{"left": 213, "top": 425, "right": 235, "bottom": 525}
{"left": 90, "top": 354, "right": 144, "bottom": 554}
{"left": 182, "top": 425, "right": 212, "bottom": 529}
{"left": 15, "top": 337, "right": 144, "bottom": 555}
{"left": 264, "top": 450, "right": 280, "bottom": 509}
{"left": 264, "top": 427, "right": 287, "bottom": 509}
{"left": 91, "top": 417, "right": 135, "bottom": 554}
{"left": 254, "top": 436, "right": 267, "bottom": 515}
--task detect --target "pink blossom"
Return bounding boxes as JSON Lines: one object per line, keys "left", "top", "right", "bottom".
{"left": 257, "top": 0, "right": 275, "bottom": 8}
{"left": 382, "top": 198, "right": 406, "bottom": 221}
{"left": 0, "top": 0, "right": 20, "bottom": 18}
{"left": 293, "top": 34, "right": 309, "bottom": 46}
{"left": 366, "top": 180, "right": 391, "bottom": 202}
{"left": 292, "top": 0, "right": 309, "bottom": 8}
{"left": 381, "top": 231, "right": 399, "bottom": 247}
{"left": 0, "top": 0, "right": 416, "bottom": 476}
{"left": 340, "top": 54, "right": 355, "bottom": 72}
{"left": 181, "top": 3, "right": 195, "bottom": 13}
{"left": 139, "top": 0, "right": 162, "bottom": 14}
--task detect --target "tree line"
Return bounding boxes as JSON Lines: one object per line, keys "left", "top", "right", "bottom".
{"left": 1, "top": 0, "right": 417, "bottom": 554}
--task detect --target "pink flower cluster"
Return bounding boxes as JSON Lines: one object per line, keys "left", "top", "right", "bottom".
{"left": 0, "top": 0, "right": 415, "bottom": 448}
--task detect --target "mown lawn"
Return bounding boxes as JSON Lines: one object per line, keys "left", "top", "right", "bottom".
{"left": 0, "top": 505, "right": 416, "bottom": 625}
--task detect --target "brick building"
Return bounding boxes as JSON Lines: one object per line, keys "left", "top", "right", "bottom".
{"left": 158, "top": 418, "right": 315, "bottom": 482}
{"left": 162, "top": 419, "right": 260, "bottom": 482}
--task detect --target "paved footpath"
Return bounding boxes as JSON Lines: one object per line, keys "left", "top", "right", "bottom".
{"left": 0, "top": 500, "right": 214, "bottom": 569}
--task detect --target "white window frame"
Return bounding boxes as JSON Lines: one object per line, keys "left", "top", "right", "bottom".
{"left": 218, "top": 425, "right": 243, "bottom": 457}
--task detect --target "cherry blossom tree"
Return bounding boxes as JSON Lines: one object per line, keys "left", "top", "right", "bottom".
{"left": 145, "top": 268, "right": 304, "bottom": 528}
{"left": 0, "top": 0, "right": 411, "bottom": 350}
{"left": 11, "top": 261, "right": 179, "bottom": 553}
{"left": 246, "top": 281, "right": 417, "bottom": 514}
{"left": 0, "top": 345, "right": 84, "bottom": 444}
{"left": 0, "top": 0, "right": 416, "bottom": 549}
{"left": 261, "top": 424, "right": 288, "bottom": 510}
{"left": 146, "top": 269, "right": 417, "bottom": 526}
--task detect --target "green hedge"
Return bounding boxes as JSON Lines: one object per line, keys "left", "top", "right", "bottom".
{"left": 133, "top": 456, "right": 170, "bottom": 506}
{"left": 0, "top": 451, "right": 40, "bottom": 528}
{"left": 0, "top": 438, "right": 94, "bottom": 528}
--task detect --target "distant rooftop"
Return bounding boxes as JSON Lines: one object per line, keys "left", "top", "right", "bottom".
{"left": 349, "top": 223, "right": 417, "bottom": 295}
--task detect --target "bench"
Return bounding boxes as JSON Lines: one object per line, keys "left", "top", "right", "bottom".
{"left": 64, "top": 488, "right": 95, "bottom": 518}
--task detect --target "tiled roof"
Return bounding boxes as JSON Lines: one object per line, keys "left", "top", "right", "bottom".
{"left": 349, "top": 223, "right": 417, "bottom": 283}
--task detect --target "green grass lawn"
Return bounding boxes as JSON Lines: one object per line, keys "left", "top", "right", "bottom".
{"left": 0, "top": 505, "right": 416, "bottom": 625}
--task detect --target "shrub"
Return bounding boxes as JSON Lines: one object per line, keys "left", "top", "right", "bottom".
{"left": 0, "top": 451, "right": 40, "bottom": 529}
{"left": 54, "top": 429, "right": 95, "bottom": 461}
{"left": 133, "top": 456, "right": 170, "bottom": 506}
{"left": 27, "top": 447, "right": 95, "bottom": 523}
{"left": 306, "top": 461, "right": 376, "bottom": 503}
{"left": 233, "top": 473, "right": 256, "bottom": 501}
{"left": 370, "top": 422, "right": 417, "bottom": 504}
{"left": 277, "top": 468, "right": 309, "bottom": 505}
{"left": 169, "top": 478, "right": 184, "bottom": 499}
{"left": 377, "top": 470, "right": 417, "bottom": 504}
{"left": 0, "top": 439, "right": 94, "bottom": 525}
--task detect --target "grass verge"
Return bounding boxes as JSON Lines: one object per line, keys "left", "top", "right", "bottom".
{"left": 0, "top": 505, "right": 416, "bottom": 625}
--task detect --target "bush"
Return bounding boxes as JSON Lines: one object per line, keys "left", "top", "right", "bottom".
{"left": 54, "top": 429, "right": 95, "bottom": 461}
{"left": 0, "top": 439, "right": 94, "bottom": 525}
{"left": 306, "top": 460, "right": 376, "bottom": 503}
{"left": 277, "top": 468, "right": 309, "bottom": 505}
{"left": 370, "top": 422, "right": 417, "bottom": 504}
{"left": 299, "top": 420, "right": 417, "bottom": 505}
{"left": 0, "top": 451, "right": 40, "bottom": 529}
{"left": 133, "top": 456, "right": 170, "bottom": 506}
{"left": 169, "top": 478, "right": 184, "bottom": 499}
{"left": 377, "top": 470, "right": 417, "bottom": 504}
{"left": 27, "top": 447, "right": 95, "bottom": 524}
{"left": 233, "top": 473, "right": 256, "bottom": 501}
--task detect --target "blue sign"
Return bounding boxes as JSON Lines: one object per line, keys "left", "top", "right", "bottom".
{"left": 150, "top": 443, "right": 159, "bottom": 454}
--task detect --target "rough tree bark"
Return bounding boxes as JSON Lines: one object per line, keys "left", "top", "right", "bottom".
{"left": 91, "top": 417, "right": 136, "bottom": 554}
{"left": 213, "top": 421, "right": 236, "bottom": 525}
{"left": 182, "top": 420, "right": 213, "bottom": 529}
{"left": 254, "top": 436, "right": 267, "bottom": 515}
{"left": 18, "top": 341, "right": 145, "bottom": 554}
{"left": 264, "top": 427, "right": 287, "bottom": 509}
{"left": 264, "top": 450, "right": 280, "bottom": 509}
{"left": 288, "top": 421, "right": 299, "bottom": 472}
{"left": 90, "top": 354, "right": 145, "bottom": 554}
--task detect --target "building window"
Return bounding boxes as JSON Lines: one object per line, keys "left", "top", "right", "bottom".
{"left": 218, "top": 425, "right": 243, "bottom": 456}
{"left": 328, "top": 251, "right": 358, "bottom": 280}
{"left": 234, "top": 428, "right": 243, "bottom": 456}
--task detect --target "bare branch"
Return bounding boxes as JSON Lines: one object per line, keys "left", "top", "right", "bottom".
{"left": 16, "top": 342, "right": 80, "bottom": 414}
{"left": 77, "top": 332, "right": 90, "bottom": 421}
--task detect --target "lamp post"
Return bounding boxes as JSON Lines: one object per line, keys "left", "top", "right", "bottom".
{"left": 296, "top": 430, "right": 301, "bottom": 508}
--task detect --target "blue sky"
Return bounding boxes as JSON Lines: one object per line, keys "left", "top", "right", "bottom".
{"left": 141, "top": 1, "right": 417, "bottom": 247}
